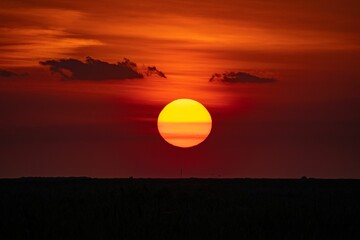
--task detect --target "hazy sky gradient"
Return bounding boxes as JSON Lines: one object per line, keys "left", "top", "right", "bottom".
{"left": 0, "top": 0, "right": 359, "bottom": 178}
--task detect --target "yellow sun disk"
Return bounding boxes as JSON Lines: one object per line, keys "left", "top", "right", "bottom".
{"left": 158, "top": 98, "right": 212, "bottom": 123}
{"left": 157, "top": 99, "right": 212, "bottom": 148}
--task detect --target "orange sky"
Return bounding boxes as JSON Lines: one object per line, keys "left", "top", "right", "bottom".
{"left": 1, "top": 0, "right": 359, "bottom": 76}
{"left": 0, "top": 0, "right": 360, "bottom": 178}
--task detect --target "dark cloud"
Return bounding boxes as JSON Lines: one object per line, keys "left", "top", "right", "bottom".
{"left": 0, "top": 69, "right": 28, "bottom": 78}
{"left": 209, "top": 72, "right": 275, "bottom": 83}
{"left": 40, "top": 57, "right": 142, "bottom": 80}
{"left": 39, "top": 57, "right": 166, "bottom": 80}
{"left": 146, "top": 66, "right": 167, "bottom": 78}
{"left": 0, "top": 69, "right": 18, "bottom": 77}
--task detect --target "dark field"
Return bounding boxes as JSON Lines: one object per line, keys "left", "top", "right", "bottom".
{"left": 0, "top": 178, "right": 359, "bottom": 239}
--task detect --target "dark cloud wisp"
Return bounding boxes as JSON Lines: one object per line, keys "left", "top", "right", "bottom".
{"left": 146, "top": 66, "right": 167, "bottom": 78}
{"left": 0, "top": 69, "right": 22, "bottom": 77}
{"left": 40, "top": 57, "right": 166, "bottom": 80}
{"left": 209, "top": 72, "right": 275, "bottom": 83}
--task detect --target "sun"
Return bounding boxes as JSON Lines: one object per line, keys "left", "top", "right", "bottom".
{"left": 157, "top": 99, "right": 212, "bottom": 148}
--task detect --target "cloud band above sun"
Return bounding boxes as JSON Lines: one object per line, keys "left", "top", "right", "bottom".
{"left": 39, "top": 57, "right": 167, "bottom": 80}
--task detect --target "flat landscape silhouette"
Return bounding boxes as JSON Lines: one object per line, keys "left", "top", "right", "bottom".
{"left": 1, "top": 178, "right": 359, "bottom": 239}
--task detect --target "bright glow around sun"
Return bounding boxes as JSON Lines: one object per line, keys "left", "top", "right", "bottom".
{"left": 157, "top": 99, "right": 212, "bottom": 148}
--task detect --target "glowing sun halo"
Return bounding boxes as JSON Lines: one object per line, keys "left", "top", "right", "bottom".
{"left": 157, "top": 99, "right": 212, "bottom": 148}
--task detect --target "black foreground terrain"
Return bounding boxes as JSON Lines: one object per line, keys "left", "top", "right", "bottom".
{"left": 0, "top": 178, "right": 359, "bottom": 239}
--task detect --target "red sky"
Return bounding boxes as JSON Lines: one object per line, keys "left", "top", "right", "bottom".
{"left": 0, "top": 0, "right": 359, "bottom": 178}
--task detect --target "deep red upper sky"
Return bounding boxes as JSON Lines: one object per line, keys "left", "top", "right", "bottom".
{"left": 0, "top": 0, "right": 359, "bottom": 178}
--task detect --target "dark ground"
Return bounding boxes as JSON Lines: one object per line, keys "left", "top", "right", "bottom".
{"left": 0, "top": 178, "right": 359, "bottom": 239}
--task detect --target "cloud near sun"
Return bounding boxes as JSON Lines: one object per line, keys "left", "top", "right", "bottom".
{"left": 39, "top": 56, "right": 272, "bottom": 83}
{"left": 0, "top": 69, "right": 21, "bottom": 77}
{"left": 209, "top": 72, "right": 275, "bottom": 84}
{"left": 39, "top": 57, "right": 167, "bottom": 80}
